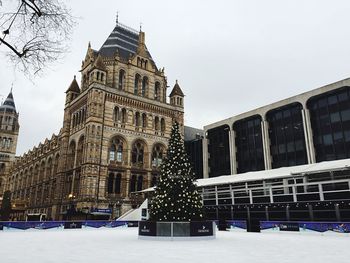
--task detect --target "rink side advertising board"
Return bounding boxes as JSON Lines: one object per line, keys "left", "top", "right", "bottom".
{"left": 138, "top": 221, "right": 156, "bottom": 236}
{"left": 279, "top": 223, "right": 300, "bottom": 232}
{"left": 190, "top": 221, "right": 214, "bottom": 236}
{"left": 64, "top": 221, "right": 82, "bottom": 229}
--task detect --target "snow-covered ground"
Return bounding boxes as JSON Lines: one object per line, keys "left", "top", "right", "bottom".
{"left": 0, "top": 227, "right": 349, "bottom": 263}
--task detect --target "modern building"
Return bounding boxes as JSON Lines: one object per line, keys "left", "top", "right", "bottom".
{"left": 184, "top": 126, "right": 204, "bottom": 179}
{"left": 203, "top": 78, "right": 350, "bottom": 178}
{"left": 4, "top": 21, "right": 185, "bottom": 220}
{"left": 200, "top": 78, "right": 350, "bottom": 222}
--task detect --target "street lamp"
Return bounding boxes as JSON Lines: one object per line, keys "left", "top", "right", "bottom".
{"left": 67, "top": 193, "right": 75, "bottom": 221}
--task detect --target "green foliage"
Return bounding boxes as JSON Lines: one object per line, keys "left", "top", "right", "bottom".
{"left": 149, "top": 122, "right": 203, "bottom": 221}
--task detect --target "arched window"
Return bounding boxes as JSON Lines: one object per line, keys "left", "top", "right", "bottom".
{"left": 132, "top": 141, "right": 144, "bottom": 165}
{"left": 118, "top": 70, "right": 125, "bottom": 90}
{"left": 121, "top": 108, "right": 127, "bottom": 123}
{"left": 130, "top": 175, "right": 137, "bottom": 193}
{"left": 161, "top": 118, "right": 166, "bottom": 132}
{"left": 109, "top": 137, "right": 124, "bottom": 162}
{"left": 107, "top": 173, "right": 114, "bottom": 194}
{"left": 115, "top": 174, "right": 121, "bottom": 194}
{"left": 113, "top": 107, "right": 119, "bottom": 122}
{"left": 68, "top": 141, "right": 76, "bottom": 169}
{"left": 134, "top": 74, "right": 140, "bottom": 95}
{"left": 101, "top": 73, "right": 104, "bottom": 82}
{"left": 152, "top": 144, "right": 165, "bottom": 167}
{"left": 109, "top": 144, "right": 116, "bottom": 161}
{"left": 142, "top": 113, "right": 147, "bottom": 128}
{"left": 135, "top": 112, "right": 141, "bottom": 127}
{"left": 154, "top": 82, "right": 160, "bottom": 101}
{"left": 137, "top": 175, "right": 143, "bottom": 191}
{"left": 97, "top": 71, "right": 100, "bottom": 80}
{"left": 155, "top": 116, "right": 160, "bottom": 131}
{"left": 141, "top": 77, "right": 148, "bottom": 97}
{"left": 46, "top": 158, "right": 52, "bottom": 180}
{"left": 72, "top": 114, "right": 76, "bottom": 127}
{"left": 76, "top": 136, "right": 84, "bottom": 166}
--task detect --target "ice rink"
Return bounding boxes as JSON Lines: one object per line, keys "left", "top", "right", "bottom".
{"left": 0, "top": 227, "right": 349, "bottom": 263}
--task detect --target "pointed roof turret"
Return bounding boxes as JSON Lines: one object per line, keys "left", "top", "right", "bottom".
{"left": 0, "top": 90, "right": 17, "bottom": 113}
{"left": 170, "top": 80, "right": 184, "bottom": 97}
{"left": 66, "top": 75, "right": 81, "bottom": 93}
{"left": 92, "top": 54, "right": 106, "bottom": 71}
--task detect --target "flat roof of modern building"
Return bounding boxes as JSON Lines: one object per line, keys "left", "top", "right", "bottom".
{"left": 138, "top": 158, "right": 350, "bottom": 192}
{"left": 196, "top": 158, "right": 350, "bottom": 187}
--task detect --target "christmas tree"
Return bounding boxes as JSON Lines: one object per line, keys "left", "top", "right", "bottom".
{"left": 149, "top": 122, "right": 203, "bottom": 221}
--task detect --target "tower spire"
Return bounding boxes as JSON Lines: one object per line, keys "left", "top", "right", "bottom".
{"left": 116, "top": 12, "right": 119, "bottom": 24}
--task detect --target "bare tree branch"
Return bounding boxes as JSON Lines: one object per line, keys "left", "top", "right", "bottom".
{"left": 0, "top": 0, "right": 76, "bottom": 76}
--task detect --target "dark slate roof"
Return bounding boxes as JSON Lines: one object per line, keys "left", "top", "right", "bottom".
{"left": 169, "top": 80, "right": 185, "bottom": 97}
{"left": 99, "top": 23, "right": 155, "bottom": 65}
{"left": 66, "top": 76, "right": 80, "bottom": 93}
{"left": 0, "top": 91, "right": 16, "bottom": 113}
{"left": 184, "top": 126, "right": 204, "bottom": 141}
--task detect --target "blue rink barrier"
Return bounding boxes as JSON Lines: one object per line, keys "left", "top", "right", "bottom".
{"left": 226, "top": 220, "right": 247, "bottom": 231}
{"left": 260, "top": 221, "right": 350, "bottom": 235}
{"left": 0, "top": 220, "right": 132, "bottom": 231}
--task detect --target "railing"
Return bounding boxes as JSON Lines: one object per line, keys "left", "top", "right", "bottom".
{"left": 201, "top": 178, "right": 350, "bottom": 206}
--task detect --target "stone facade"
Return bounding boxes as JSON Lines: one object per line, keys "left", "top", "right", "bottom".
{"left": 0, "top": 91, "right": 20, "bottom": 203}
{"left": 5, "top": 21, "right": 185, "bottom": 220}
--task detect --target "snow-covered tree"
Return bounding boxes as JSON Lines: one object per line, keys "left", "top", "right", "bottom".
{"left": 149, "top": 122, "right": 203, "bottom": 221}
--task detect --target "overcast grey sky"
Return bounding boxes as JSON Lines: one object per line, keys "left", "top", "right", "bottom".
{"left": 1, "top": 0, "right": 350, "bottom": 155}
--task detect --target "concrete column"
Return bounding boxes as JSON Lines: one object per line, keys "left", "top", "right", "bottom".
{"left": 229, "top": 129, "right": 237, "bottom": 175}
{"left": 335, "top": 204, "right": 341, "bottom": 222}
{"left": 308, "top": 204, "right": 314, "bottom": 221}
{"left": 261, "top": 118, "right": 272, "bottom": 170}
{"left": 301, "top": 108, "right": 316, "bottom": 164}
{"left": 202, "top": 136, "right": 209, "bottom": 178}
{"left": 286, "top": 205, "right": 290, "bottom": 221}
{"left": 265, "top": 206, "right": 269, "bottom": 221}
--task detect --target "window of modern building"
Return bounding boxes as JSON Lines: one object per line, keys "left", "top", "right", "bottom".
{"left": 267, "top": 103, "right": 307, "bottom": 168}
{"left": 207, "top": 125, "right": 231, "bottom": 177}
{"left": 233, "top": 116, "right": 264, "bottom": 173}
{"left": 307, "top": 86, "right": 350, "bottom": 161}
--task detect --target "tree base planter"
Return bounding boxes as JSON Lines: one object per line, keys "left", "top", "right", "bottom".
{"left": 138, "top": 221, "right": 216, "bottom": 240}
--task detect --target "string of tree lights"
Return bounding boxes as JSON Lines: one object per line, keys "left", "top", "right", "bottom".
{"left": 149, "top": 122, "right": 203, "bottom": 221}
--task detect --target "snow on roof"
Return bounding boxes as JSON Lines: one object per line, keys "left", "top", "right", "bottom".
{"left": 139, "top": 159, "right": 350, "bottom": 192}
{"left": 196, "top": 158, "right": 350, "bottom": 187}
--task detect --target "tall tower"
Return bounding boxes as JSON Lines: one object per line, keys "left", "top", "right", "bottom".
{"left": 0, "top": 90, "right": 20, "bottom": 198}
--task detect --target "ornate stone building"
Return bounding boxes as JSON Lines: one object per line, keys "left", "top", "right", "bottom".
{"left": 4, "top": 21, "right": 185, "bottom": 220}
{"left": 0, "top": 91, "right": 20, "bottom": 202}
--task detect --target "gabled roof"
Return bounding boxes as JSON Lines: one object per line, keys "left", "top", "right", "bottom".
{"left": 66, "top": 76, "right": 80, "bottom": 93}
{"left": 0, "top": 90, "right": 17, "bottom": 113}
{"left": 169, "top": 80, "right": 184, "bottom": 97}
{"left": 91, "top": 54, "right": 106, "bottom": 71}
{"left": 99, "top": 22, "right": 156, "bottom": 66}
